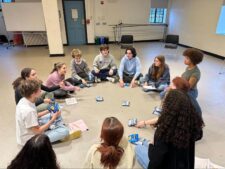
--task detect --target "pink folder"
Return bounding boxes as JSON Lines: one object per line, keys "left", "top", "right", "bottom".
{"left": 68, "top": 119, "right": 89, "bottom": 132}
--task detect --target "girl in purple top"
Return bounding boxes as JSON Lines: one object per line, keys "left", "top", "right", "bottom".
{"left": 46, "top": 62, "right": 80, "bottom": 98}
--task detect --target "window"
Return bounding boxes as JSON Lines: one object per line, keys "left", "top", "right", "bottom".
{"left": 216, "top": 5, "right": 225, "bottom": 35}
{"left": 1, "top": 0, "right": 14, "bottom": 11}
{"left": 2, "top": 0, "right": 13, "bottom": 2}
{"left": 149, "top": 8, "right": 167, "bottom": 24}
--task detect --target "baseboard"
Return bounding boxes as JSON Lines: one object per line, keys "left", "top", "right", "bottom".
{"left": 25, "top": 43, "right": 67, "bottom": 47}
{"left": 25, "top": 44, "right": 48, "bottom": 47}
{"left": 178, "top": 43, "right": 225, "bottom": 60}
{"left": 134, "top": 39, "right": 162, "bottom": 43}
{"left": 49, "top": 53, "right": 65, "bottom": 57}
{"left": 87, "top": 39, "right": 161, "bottom": 45}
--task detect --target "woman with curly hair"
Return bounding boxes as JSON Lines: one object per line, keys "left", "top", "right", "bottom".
{"left": 84, "top": 117, "right": 134, "bottom": 169}
{"left": 136, "top": 77, "right": 202, "bottom": 128}
{"left": 159, "top": 48, "right": 203, "bottom": 100}
{"left": 182, "top": 48, "right": 204, "bottom": 99}
{"left": 7, "top": 134, "right": 60, "bottom": 169}
{"left": 135, "top": 89, "right": 204, "bottom": 169}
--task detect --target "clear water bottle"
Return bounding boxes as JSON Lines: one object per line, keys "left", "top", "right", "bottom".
{"left": 88, "top": 73, "right": 93, "bottom": 82}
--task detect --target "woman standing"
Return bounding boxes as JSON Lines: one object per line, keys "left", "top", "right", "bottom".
{"left": 135, "top": 89, "right": 204, "bottom": 169}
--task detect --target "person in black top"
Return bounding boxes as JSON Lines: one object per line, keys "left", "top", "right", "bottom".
{"left": 12, "top": 68, "right": 64, "bottom": 112}
{"left": 7, "top": 134, "right": 60, "bottom": 169}
{"left": 135, "top": 89, "right": 204, "bottom": 169}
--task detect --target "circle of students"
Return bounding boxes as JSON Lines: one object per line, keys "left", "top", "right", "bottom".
{"left": 9, "top": 45, "right": 204, "bottom": 169}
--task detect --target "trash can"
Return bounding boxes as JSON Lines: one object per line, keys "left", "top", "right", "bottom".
{"left": 95, "top": 36, "right": 109, "bottom": 45}
{"left": 95, "top": 36, "right": 100, "bottom": 45}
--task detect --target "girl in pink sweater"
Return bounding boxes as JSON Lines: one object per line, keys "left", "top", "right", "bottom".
{"left": 46, "top": 62, "right": 80, "bottom": 98}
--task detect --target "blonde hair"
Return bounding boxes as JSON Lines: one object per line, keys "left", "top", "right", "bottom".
{"left": 71, "top": 49, "right": 82, "bottom": 58}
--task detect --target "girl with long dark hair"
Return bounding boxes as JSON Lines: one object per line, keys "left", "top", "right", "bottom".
{"left": 7, "top": 134, "right": 60, "bottom": 169}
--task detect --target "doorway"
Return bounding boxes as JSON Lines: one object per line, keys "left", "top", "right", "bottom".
{"left": 63, "top": 0, "right": 87, "bottom": 45}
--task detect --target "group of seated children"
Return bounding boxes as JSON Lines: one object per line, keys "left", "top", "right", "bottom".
{"left": 9, "top": 87, "right": 204, "bottom": 168}
{"left": 11, "top": 44, "right": 204, "bottom": 169}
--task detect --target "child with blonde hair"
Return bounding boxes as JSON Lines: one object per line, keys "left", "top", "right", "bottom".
{"left": 68, "top": 49, "right": 94, "bottom": 86}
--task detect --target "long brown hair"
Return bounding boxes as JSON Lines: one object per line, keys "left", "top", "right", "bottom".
{"left": 97, "top": 117, "right": 124, "bottom": 169}
{"left": 151, "top": 55, "right": 166, "bottom": 80}
{"left": 154, "top": 89, "right": 204, "bottom": 148}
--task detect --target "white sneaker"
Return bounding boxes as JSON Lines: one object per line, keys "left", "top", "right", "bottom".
{"left": 143, "top": 85, "right": 156, "bottom": 90}
{"left": 106, "top": 77, "right": 115, "bottom": 83}
{"left": 97, "top": 78, "right": 101, "bottom": 83}
{"left": 95, "top": 77, "right": 101, "bottom": 83}
{"left": 152, "top": 106, "right": 162, "bottom": 116}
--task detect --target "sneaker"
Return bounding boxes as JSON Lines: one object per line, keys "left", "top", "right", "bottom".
{"left": 85, "top": 83, "right": 93, "bottom": 88}
{"left": 94, "top": 77, "right": 101, "bottom": 83}
{"left": 135, "top": 80, "right": 142, "bottom": 86}
{"left": 143, "top": 85, "right": 157, "bottom": 92}
{"left": 61, "top": 129, "right": 81, "bottom": 142}
{"left": 79, "top": 84, "right": 85, "bottom": 88}
{"left": 49, "top": 124, "right": 56, "bottom": 130}
{"left": 152, "top": 106, "right": 162, "bottom": 116}
{"left": 106, "top": 77, "right": 115, "bottom": 83}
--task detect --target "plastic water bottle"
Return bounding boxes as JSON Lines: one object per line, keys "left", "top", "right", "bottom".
{"left": 89, "top": 73, "right": 93, "bottom": 82}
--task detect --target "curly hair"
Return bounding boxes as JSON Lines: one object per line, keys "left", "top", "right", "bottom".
{"left": 183, "top": 48, "right": 204, "bottom": 65}
{"left": 125, "top": 47, "right": 137, "bottom": 57}
{"left": 19, "top": 79, "right": 41, "bottom": 98}
{"left": 154, "top": 89, "right": 204, "bottom": 148}
{"left": 71, "top": 48, "right": 82, "bottom": 58}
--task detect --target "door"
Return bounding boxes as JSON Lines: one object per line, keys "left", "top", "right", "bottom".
{"left": 64, "top": 0, "right": 86, "bottom": 45}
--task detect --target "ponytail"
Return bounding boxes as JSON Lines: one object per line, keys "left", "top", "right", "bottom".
{"left": 98, "top": 144, "right": 124, "bottom": 169}
{"left": 51, "top": 62, "right": 65, "bottom": 74}
{"left": 12, "top": 68, "right": 33, "bottom": 89}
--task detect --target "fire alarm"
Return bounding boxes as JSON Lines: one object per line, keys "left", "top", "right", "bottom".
{"left": 100, "top": 1, "right": 104, "bottom": 5}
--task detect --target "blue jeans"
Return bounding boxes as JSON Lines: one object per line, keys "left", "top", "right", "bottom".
{"left": 38, "top": 113, "right": 64, "bottom": 127}
{"left": 45, "top": 124, "right": 69, "bottom": 143}
{"left": 188, "top": 88, "right": 198, "bottom": 99}
{"left": 39, "top": 114, "right": 69, "bottom": 143}
{"left": 135, "top": 140, "right": 150, "bottom": 169}
{"left": 92, "top": 69, "right": 117, "bottom": 80}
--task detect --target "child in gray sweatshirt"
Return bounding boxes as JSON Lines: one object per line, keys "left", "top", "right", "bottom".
{"left": 92, "top": 44, "right": 117, "bottom": 82}
{"left": 68, "top": 49, "right": 93, "bottom": 86}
